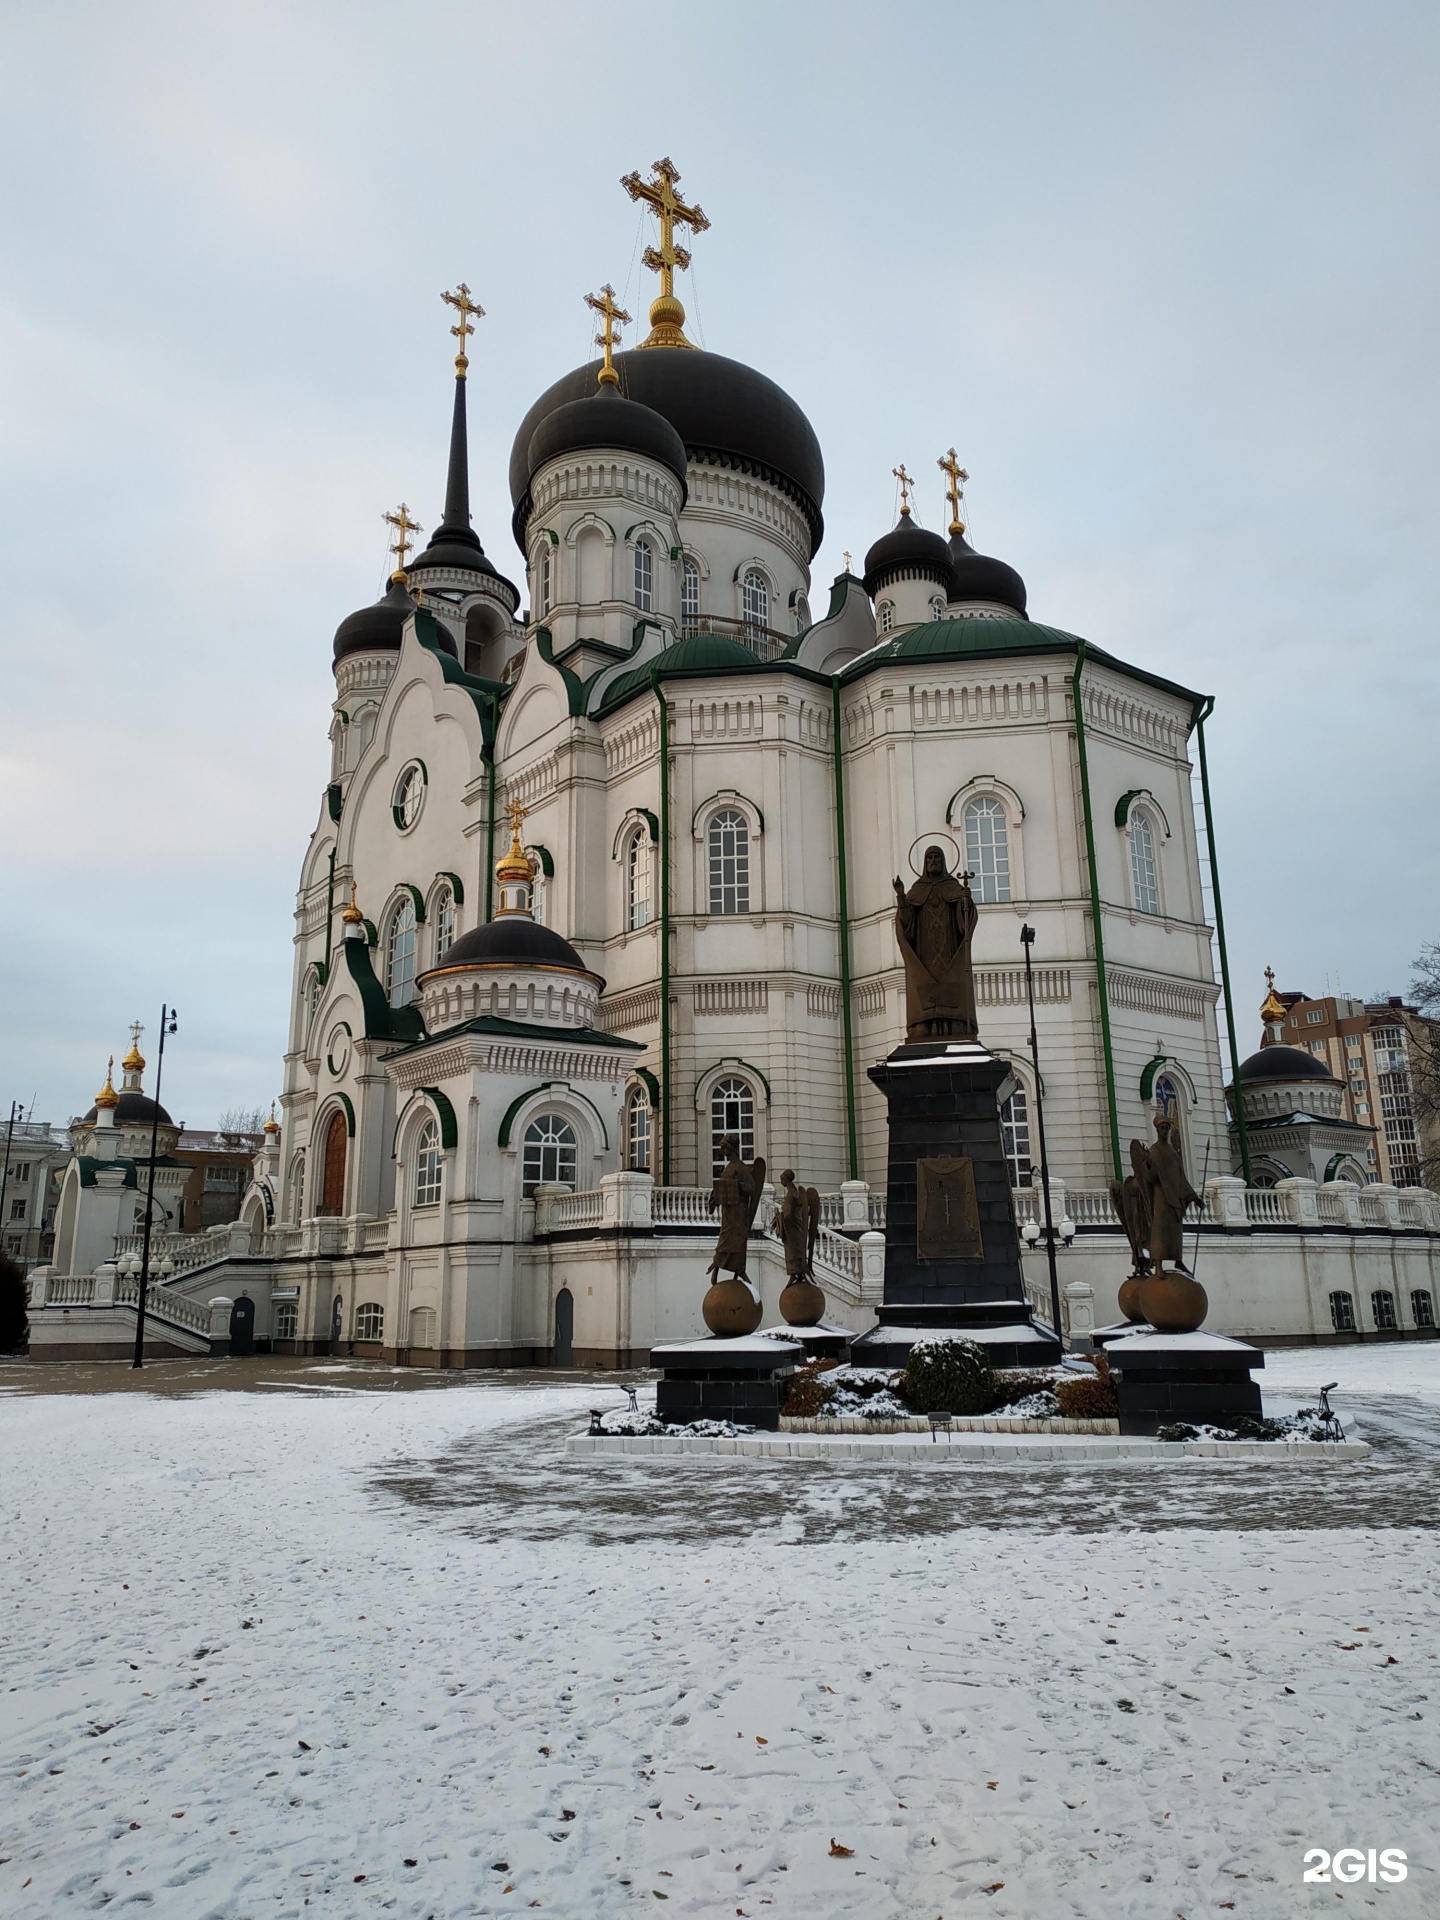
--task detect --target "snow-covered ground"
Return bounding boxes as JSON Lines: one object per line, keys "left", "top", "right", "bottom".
{"left": 2, "top": 1353, "right": 1438, "bottom": 1918}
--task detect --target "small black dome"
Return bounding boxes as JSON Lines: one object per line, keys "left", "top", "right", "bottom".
{"left": 527, "top": 386, "right": 689, "bottom": 497}
{"left": 511, "top": 348, "right": 824, "bottom": 554}
{"left": 863, "top": 516, "right": 958, "bottom": 598}
{"left": 409, "top": 531, "right": 518, "bottom": 602}
{"left": 1237, "top": 1045, "right": 1338, "bottom": 1084}
{"left": 81, "top": 1091, "right": 174, "bottom": 1129}
{"left": 333, "top": 577, "right": 423, "bottom": 664}
{"left": 948, "top": 532, "right": 1028, "bottom": 616}
{"left": 422, "top": 916, "right": 594, "bottom": 978}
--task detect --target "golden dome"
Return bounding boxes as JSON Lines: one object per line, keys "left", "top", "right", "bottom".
{"left": 121, "top": 1040, "right": 145, "bottom": 1074}
{"left": 1259, "top": 966, "right": 1287, "bottom": 1027}
{"left": 340, "top": 882, "right": 365, "bottom": 927}
{"left": 94, "top": 1058, "right": 120, "bottom": 1110}
{"left": 263, "top": 1102, "right": 281, "bottom": 1136}
{"left": 495, "top": 797, "right": 535, "bottom": 886}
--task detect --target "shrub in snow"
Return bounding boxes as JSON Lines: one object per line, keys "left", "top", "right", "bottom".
{"left": 900, "top": 1338, "right": 995, "bottom": 1415}
{"left": 998, "top": 1391, "right": 1061, "bottom": 1419}
{"left": 782, "top": 1358, "right": 840, "bottom": 1418}
{"left": 1056, "top": 1353, "right": 1117, "bottom": 1419}
{"left": 0, "top": 1254, "right": 27, "bottom": 1353}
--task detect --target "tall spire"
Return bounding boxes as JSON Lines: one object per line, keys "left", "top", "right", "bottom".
{"left": 436, "top": 285, "right": 482, "bottom": 553}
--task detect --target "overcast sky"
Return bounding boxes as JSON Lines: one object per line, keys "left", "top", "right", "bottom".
{"left": 2, "top": 0, "right": 1437, "bottom": 1131}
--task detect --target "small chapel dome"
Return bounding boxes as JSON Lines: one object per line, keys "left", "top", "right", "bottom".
{"left": 526, "top": 384, "right": 689, "bottom": 497}
{"left": 1236, "top": 1045, "right": 1338, "bottom": 1085}
{"left": 427, "top": 916, "right": 596, "bottom": 978}
{"left": 79, "top": 1089, "right": 175, "bottom": 1129}
{"left": 863, "top": 514, "right": 957, "bottom": 599}
{"left": 332, "top": 576, "right": 437, "bottom": 664}
{"left": 947, "top": 530, "right": 1028, "bottom": 617}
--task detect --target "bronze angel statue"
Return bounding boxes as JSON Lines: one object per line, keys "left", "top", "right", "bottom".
{"left": 707, "top": 1133, "right": 767, "bottom": 1285}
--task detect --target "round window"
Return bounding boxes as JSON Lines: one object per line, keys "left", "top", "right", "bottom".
{"left": 392, "top": 763, "right": 426, "bottom": 831}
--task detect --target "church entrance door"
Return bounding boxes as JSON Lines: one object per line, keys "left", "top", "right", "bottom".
{"left": 554, "top": 1286, "right": 574, "bottom": 1367}
{"left": 229, "top": 1295, "right": 255, "bottom": 1356}
{"left": 319, "top": 1111, "right": 347, "bottom": 1216}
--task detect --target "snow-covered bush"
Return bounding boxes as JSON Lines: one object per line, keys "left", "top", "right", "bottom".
{"left": 1056, "top": 1353, "right": 1117, "bottom": 1419}
{"left": 900, "top": 1338, "right": 995, "bottom": 1415}
{"left": 782, "top": 1358, "right": 840, "bottom": 1417}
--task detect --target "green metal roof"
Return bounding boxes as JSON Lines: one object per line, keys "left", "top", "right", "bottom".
{"left": 383, "top": 1014, "right": 645, "bottom": 1058}
{"left": 596, "top": 631, "right": 759, "bottom": 713}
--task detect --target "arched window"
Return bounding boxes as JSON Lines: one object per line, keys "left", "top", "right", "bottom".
{"left": 354, "top": 706, "right": 378, "bottom": 758}
{"left": 1412, "top": 1289, "right": 1435, "bottom": 1328}
{"left": 626, "top": 827, "right": 652, "bottom": 930}
{"left": 306, "top": 968, "right": 322, "bottom": 1023}
{"left": 930, "top": 597, "right": 945, "bottom": 621}
{"left": 742, "top": 568, "right": 768, "bottom": 636}
{"left": 681, "top": 558, "right": 700, "bottom": 631}
{"left": 1000, "top": 1087, "right": 1032, "bottom": 1190}
{"left": 274, "top": 1302, "right": 298, "bottom": 1341}
{"left": 413, "top": 1118, "right": 442, "bottom": 1206}
{"left": 634, "top": 539, "right": 653, "bottom": 611}
{"left": 1129, "top": 811, "right": 1159, "bottom": 916}
{"left": 710, "top": 1077, "right": 755, "bottom": 1178}
{"left": 963, "top": 796, "right": 1012, "bottom": 904}
{"left": 707, "top": 809, "right": 750, "bottom": 915}
{"left": 433, "top": 886, "right": 456, "bottom": 961}
{"left": 879, "top": 600, "right": 895, "bottom": 634}
{"left": 793, "top": 595, "right": 810, "bottom": 634}
{"left": 1329, "top": 1290, "right": 1356, "bottom": 1332}
{"left": 290, "top": 1151, "right": 306, "bottom": 1224}
{"left": 386, "top": 897, "right": 417, "bottom": 1007}
{"left": 354, "top": 1302, "right": 384, "bottom": 1341}
{"left": 626, "top": 1086, "right": 652, "bottom": 1172}
{"left": 522, "top": 1114, "right": 577, "bottom": 1196}
{"left": 319, "top": 1111, "right": 347, "bottom": 1216}
{"left": 1370, "top": 1289, "right": 1397, "bottom": 1330}
{"left": 538, "top": 546, "right": 552, "bottom": 617}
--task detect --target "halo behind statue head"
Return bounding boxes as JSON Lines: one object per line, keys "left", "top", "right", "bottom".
{"left": 906, "top": 831, "right": 961, "bottom": 877}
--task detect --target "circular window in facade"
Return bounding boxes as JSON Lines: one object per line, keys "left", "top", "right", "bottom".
{"left": 392, "top": 762, "right": 426, "bottom": 831}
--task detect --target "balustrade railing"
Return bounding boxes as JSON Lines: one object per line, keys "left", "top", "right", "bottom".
{"left": 1357, "top": 1192, "right": 1389, "bottom": 1227}
{"left": 538, "top": 1189, "right": 605, "bottom": 1233}
{"left": 652, "top": 1186, "right": 714, "bottom": 1227}
{"left": 1244, "top": 1189, "right": 1288, "bottom": 1225}
{"left": 115, "top": 1275, "right": 210, "bottom": 1332}
{"left": 679, "top": 614, "right": 791, "bottom": 661}
{"left": 46, "top": 1274, "right": 95, "bottom": 1305}
{"left": 1315, "top": 1188, "right": 1348, "bottom": 1224}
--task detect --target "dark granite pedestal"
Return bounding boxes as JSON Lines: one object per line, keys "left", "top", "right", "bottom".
{"left": 850, "top": 1041, "right": 1060, "bottom": 1371}
{"left": 1106, "top": 1330, "right": 1265, "bottom": 1434}
{"left": 761, "top": 1322, "right": 853, "bottom": 1362}
{"left": 650, "top": 1336, "right": 806, "bottom": 1430}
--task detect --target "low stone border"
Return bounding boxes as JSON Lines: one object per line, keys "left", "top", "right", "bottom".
{"left": 780, "top": 1414, "right": 1120, "bottom": 1435}
{"left": 567, "top": 1431, "right": 1371, "bottom": 1463}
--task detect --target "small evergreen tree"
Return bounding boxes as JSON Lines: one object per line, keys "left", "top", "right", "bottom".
{"left": 0, "top": 1253, "right": 29, "bottom": 1354}
{"left": 901, "top": 1337, "right": 995, "bottom": 1414}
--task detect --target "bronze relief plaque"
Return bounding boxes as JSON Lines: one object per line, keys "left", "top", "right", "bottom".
{"left": 916, "top": 1155, "right": 984, "bottom": 1261}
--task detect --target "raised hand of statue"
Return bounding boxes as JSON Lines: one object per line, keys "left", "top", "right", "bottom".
{"left": 893, "top": 875, "right": 907, "bottom": 906}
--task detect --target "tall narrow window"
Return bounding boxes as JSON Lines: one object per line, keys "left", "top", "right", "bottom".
{"left": 1412, "top": 1289, "right": 1435, "bottom": 1328}
{"left": 1000, "top": 1088, "right": 1032, "bottom": 1190}
{"left": 710, "top": 1078, "right": 755, "bottom": 1178}
{"left": 385, "top": 897, "right": 418, "bottom": 1006}
{"left": 742, "top": 568, "right": 768, "bottom": 636}
{"left": 879, "top": 600, "right": 895, "bottom": 634}
{"left": 291, "top": 1152, "right": 306, "bottom": 1224}
{"left": 319, "top": 1112, "right": 347, "bottom": 1217}
{"left": 522, "top": 1114, "right": 578, "bottom": 1195}
{"left": 354, "top": 1302, "right": 384, "bottom": 1341}
{"left": 433, "top": 886, "right": 456, "bottom": 960}
{"left": 539, "top": 546, "right": 552, "bottom": 616}
{"left": 681, "top": 558, "right": 700, "bottom": 631}
{"left": 413, "top": 1118, "right": 442, "bottom": 1206}
{"left": 627, "top": 827, "right": 652, "bottom": 930}
{"left": 1370, "top": 1289, "right": 1397, "bottom": 1330}
{"left": 793, "top": 595, "right": 810, "bottom": 634}
{"left": 963, "top": 796, "right": 1012, "bottom": 904}
{"left": 1329, "top": 1290, "right": 1356, "bottom": 1333}
{"left": 626, "top": 1087, "right": 652, "bottom": 1172}
{"left": 707, "top": 810, "right": 750, "bottom": 915}
{"left": 1129, "top": 812, "right": 1159, "bottom": 915}
{"left": 634, "top": 539, "right": 653, "bottom": 611}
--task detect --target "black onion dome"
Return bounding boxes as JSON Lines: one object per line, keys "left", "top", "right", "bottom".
{"left": 510, "top": 348, "right": 824, "bottom": 554}
{"left": 527, "top": 386, "right": 689, "bottom": 497}
{"left": 81, "top": 1091, "right": 174, "bottom": 1129}
{"left": 863, "top": 517, "right": 958, "bottom": 598}
{"left": 948, "top": 531, "right": 1028, "bottom": 616}
{"left": 332, "top": 577, "right": 419, "bottom": 664}
{"left": 409, "top": 529, "right": 517, "bottom": 602}
{"left": 422, "top": 916, "right": 595, "bottom": 978}
{"left": 1237, "top": 1045, "right": 1339, "bottom": 1084}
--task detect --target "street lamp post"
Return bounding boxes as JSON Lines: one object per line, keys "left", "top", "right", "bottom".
{"left": 132, "top": 1006, "right": 178, "bottom": 1370}
{"left": 1019, "top": 926, "right": 1065, "bottom": 1352}
{"left": 0, "top": 1100, "right": 24, "bottom": 1253}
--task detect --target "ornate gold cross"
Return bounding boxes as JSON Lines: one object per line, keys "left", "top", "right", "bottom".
{"left": 938, "top": 447, "right": 969, "bottom": 535}
{"left": 621, "top": 157, "right": 709, "bottom": 348}
{"left": 584, "top": 284, "right": 631, "bottom": 387}
{"left": 892, "top": 464, "right": 915, "bottom": 515}
{"left": 506, "top": 795, "right": 527, "bottom": 842}
{"left": 842, "top": 550, "right": 852, "bottom": 574}
{"left": 442, "top": 283, "right": 484, "bottom": 376}
{"left": 383, "top": 502, "right": 422, "bottom": 579}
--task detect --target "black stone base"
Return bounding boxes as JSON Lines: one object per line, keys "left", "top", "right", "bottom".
{"left": 851, "top": 1312, "right": 1061, "bottom": 1373}
{"left": 1107, "top": 1335, "right": 1265, "bottom": 1436}
{"left": 761, "top": 1324, "right": 853, "bottom": 1361}
{"left": 650, "top": 1339, "right": 804, "bottom": 1431}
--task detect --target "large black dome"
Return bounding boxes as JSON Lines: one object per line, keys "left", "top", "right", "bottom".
{"left": 527, "top": 386, "right": 688, "bottom": 496}
{"left": 863, "top": 516, "right": 957, "bottom": 598}
{"left": 1237, "top": 1045, "right": 1338, "bottom": 1084}
{"left": 333, "top": 577, "right": 430, "bottom": 665}
{"left": 948, "top": 532, "right": 1028, "bottom": 616}
{"left": 510, "top": 348, "right": 824, "bottom": 554}
{"left": 81, "top": 1091, "right": 174, "bottom": 1129}
{"left": 421, "top": 916, "right": 596, "bottom": 979}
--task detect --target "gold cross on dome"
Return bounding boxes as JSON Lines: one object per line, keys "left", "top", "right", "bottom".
{"left": 938, "top": 447, "right": 969, "bottom": 535}
{"left": 893, "top": 464, "right": 915, "bottom": 516}
{"left": 505, "top": 795, "right": 527, "bottom": 843}
{"left": 129, "top": 1020, "right": 144, "bottom": 1053}
{"left": 584, "top": 284, "right": 631, "bottom": 387}
{"left": 842, "top": 550, "right": 852, "bottom": 574}
{"left": 1265, "top": 965, "right": 1276, "bottom": 990}
{"left": 441, "top": 282, "right": 484, "bottom": 375}
{"left": 383, "top": 502, "right": 422, "bottom": 579}
{"left": 621, "top": 157, "right": 710, "bottom": 348}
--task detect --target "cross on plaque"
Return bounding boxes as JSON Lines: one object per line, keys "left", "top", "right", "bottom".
{"left": 584, "top": 284, "right": 631, "bottom": 386}
{"left": 938, "top": 447, "right": 969, "bottom": 535}
{"left": 892, "top": 463, "right": 915, "bottom": 516}
{"left": 441, "top": 283, "right": 484, "bottom": 375}
{"left": 620, "top": 157, "right": 710, "bottom": 348}
{"left": 383, "top": 502, "right": 422, "bottom": 579}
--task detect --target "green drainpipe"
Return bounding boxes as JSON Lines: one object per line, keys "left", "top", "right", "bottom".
{"left": 831, "top": 677, "right": 859, "bottom": 1179}
{"left": 323, "top": 847, "right": 336, "bottom": 978}
{"left": 1195, "top": 696, "right": 1253, "bottom": 1184}
{"left": 1071, "top": 643, "right": 1122, "bottom": 1180}
{"left": 484, "top": 695, "right": 497, "bottom": 922}
{"left": 650, "top": 668, "right": 672, "bottom": 1184}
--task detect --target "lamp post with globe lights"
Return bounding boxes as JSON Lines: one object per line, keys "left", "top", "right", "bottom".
{"left": 132, "top": 1006, "right": 178, "bottom": 1369}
